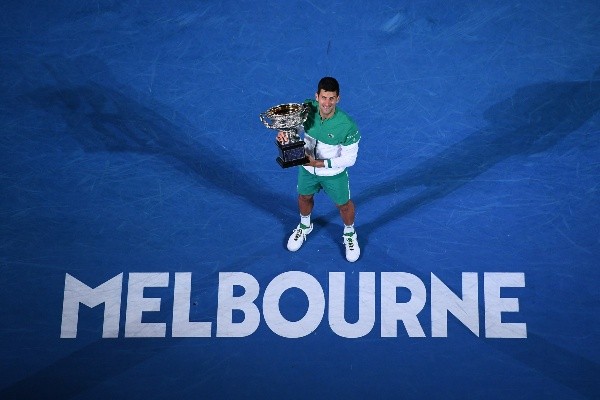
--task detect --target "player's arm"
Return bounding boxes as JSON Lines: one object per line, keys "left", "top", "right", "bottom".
{"left": 305, "top": 140, "right": 359, "bottom": 168}
{"left": 328, "top": 140, "right": 359, "bottom": 168}
{"left": 322, "top": 124, "right": 360, "bottom": 169}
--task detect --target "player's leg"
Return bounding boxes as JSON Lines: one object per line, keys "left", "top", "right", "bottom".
{"left": 298, "top": 193, "right": 314, "bottom": 218}
{"left": 337, "top": 199, "right": 355, "bottom": 226}
{"left": 287, "top": 168, "right": 319, "bottom": 251}
{"left": 323, "top": 170, "right": 360, "bottom": 262}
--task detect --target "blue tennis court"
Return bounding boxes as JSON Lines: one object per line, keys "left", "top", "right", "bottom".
{"left": 1, "top": 1, "right": 598, "bottom": 399}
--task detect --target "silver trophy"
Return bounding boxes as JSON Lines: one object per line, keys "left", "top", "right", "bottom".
{"left": 259, "top": 102, "right": 310, "bottom": 168}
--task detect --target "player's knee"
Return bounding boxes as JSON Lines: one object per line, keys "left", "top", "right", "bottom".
{"left": 337, "top": 200, "right": 352, "bottom": 211}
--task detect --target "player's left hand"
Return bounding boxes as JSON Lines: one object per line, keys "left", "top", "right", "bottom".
{"left": 304, "top": 154, "right": 324, "bottom": 168}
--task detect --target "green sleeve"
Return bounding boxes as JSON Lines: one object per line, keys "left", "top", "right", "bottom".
{"left": 343, "top": 122, "right": 361, "bottom": 145}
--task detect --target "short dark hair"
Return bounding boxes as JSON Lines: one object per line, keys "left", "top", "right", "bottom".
{"left": 317, "top": 77, "right": 340, "bottom": 95}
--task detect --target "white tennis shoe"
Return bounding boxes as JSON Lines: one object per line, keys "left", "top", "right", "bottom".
{"left": 343, "top": 231, "right": 360, "bottom": 262}
{"left": 287, "top": 223, "right": 313, "bottom": 251}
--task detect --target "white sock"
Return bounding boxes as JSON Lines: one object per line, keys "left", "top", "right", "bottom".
{"left": 300, "top": 214, "right": 311, "bottom": 227}
{"left": 344, "top": 224, "right": 355, "bottom": 234}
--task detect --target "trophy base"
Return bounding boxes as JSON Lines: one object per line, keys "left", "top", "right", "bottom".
{"left": 277, "top": 156, "right": 309, "bottom": 168}
{"left": 276, "top": 140, "right": 308, "bottom": 169}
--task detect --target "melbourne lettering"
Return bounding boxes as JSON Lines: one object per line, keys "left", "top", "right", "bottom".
{"left": 60, "top": 271, "right": 527, "bottom": 339}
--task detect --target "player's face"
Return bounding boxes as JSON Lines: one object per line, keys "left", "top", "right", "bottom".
{"left": 316, "top": 89, "right": 339, "bottom": 119}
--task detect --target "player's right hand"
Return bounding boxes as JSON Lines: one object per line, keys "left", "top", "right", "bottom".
{"left": 276, "top": 131, "right": 287, "bottom": 144}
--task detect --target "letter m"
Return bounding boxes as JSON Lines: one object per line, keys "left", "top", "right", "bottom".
{"left": 60, "top": 273, "right": 123, "bottom": 338}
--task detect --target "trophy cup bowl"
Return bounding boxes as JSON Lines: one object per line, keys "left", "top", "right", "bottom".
{"left": 259, "top": 103, "right": 310, "bottom": 168}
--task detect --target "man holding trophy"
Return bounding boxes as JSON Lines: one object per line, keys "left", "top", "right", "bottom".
{"left": 262, "top": 77, "right": 361, "bottom": 262}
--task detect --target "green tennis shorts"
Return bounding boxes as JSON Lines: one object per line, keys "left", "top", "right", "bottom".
{"left": 297, "top": 167, "right": 351, "bottom": 205}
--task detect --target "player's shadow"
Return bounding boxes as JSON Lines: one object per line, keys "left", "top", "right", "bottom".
{"left": 24, "top": 55, "right": 294, "bottom": 224}
{"left": 346, "top": 74, "right": 599, "bottom": 249}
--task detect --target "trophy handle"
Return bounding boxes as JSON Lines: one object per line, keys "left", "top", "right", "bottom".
{"left": 259, "top": 112, "right": 273, "bottom": 129}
